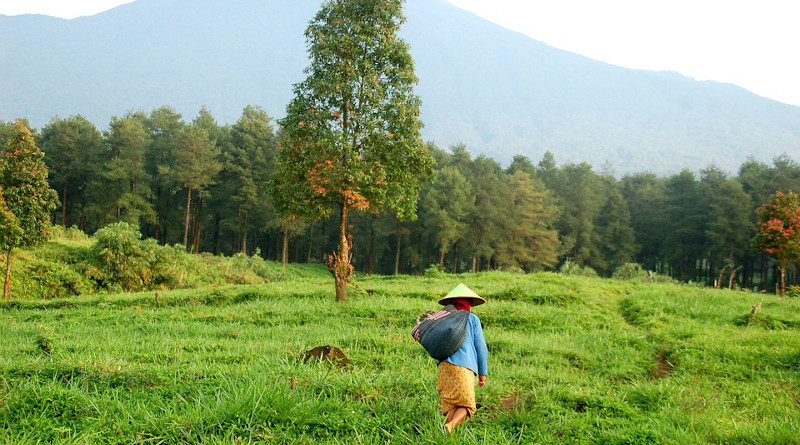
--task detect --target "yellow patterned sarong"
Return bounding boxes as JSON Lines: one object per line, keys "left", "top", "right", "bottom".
{"left": 436, "top": 361, "right": 476, "bottom": 417}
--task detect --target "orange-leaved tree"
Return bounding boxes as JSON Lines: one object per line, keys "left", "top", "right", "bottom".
{"left": 269, "top": 0, "right": 433, "bottom": 301}
{"left": 753, "top": 190, "right": 800, "bottom": 296}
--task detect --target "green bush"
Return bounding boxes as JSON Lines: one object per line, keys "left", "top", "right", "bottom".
{"left": 48, "top": 225, "right": 92, "bottom": 243}
{"left": 559, "top": 260, "right": 598, "bottom": 277}
{"left": 612, "top": 263, "right": 647, "bottom": 280}
{"left": 230, "top": 248, "right": 273, "bottom": 281}
{"left": 86, "top": 222, "right": 182, "bottom": 292}
{"left": 424, "top": 265, "right": 443, "bottom": 277}
{"left": 16, "top": 258, "right": 95, "bottom": 299}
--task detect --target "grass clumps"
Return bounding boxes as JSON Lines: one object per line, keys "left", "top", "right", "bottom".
{"left": 2, "top": 272, "right": 800, "bottom": 443}
{"left": 4, "top": 223, "right": 324, "bottom": 300}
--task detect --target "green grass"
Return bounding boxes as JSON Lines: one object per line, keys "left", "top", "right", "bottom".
{"left": 2, "top": 271, "right": 800, "bottom": 444}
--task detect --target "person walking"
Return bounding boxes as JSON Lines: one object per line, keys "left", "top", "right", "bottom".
{"left": 435, "top": 283, "right": 488, "bottom": 434}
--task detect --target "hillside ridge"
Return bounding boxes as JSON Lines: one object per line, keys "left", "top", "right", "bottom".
{"left": 2, "top": 0, "right": 799, "bottom": 174}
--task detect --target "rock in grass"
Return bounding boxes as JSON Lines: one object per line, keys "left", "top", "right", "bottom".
{"left": 302, "top": 345, "right": 351, "bottom": 368}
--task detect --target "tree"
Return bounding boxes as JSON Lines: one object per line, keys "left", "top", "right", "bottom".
{"left": 146, "top": 106, "right": 184, "bottom": 243}
{"left": 103, "top": 113, "right": 155, "bottom": 226}
{"left": 495, "top": 170, "right": 560, "bottom": 271}
{"left": 556, "top": 162, "right": 605, "bottom": 268}
{"left": 753, "top": 190, "right": 800, "bottom": 296}
{"left": 701, "top": 170, "right": 752, "bottom": 288}
{"left": 595, "top": 177, "right": 637, "bottom": 275}
{"left": 0, "top": 122, "right": 58, "bottom": 298}
{"left": 620, "top": 172, "right": 666, "bottom": 272}
{"left": 271, "top": 0, "right": 433, "bottom": 301}
{"left": 663, "top": 169, "right": 705, "bottom": 281}
{"left": 462, "top": 155, "right": 506, "bottom": 272}
{"left": 420, "top": 166, "right": 471, "bottom": 270}
{"left": 39, "top": 115, "right": 104, "bottom": 229}
{"left": 165, "top": 124, "right": 221, "bottom": 249}
{"left": 224, "top": 106, "right": 278, "bottom": 254}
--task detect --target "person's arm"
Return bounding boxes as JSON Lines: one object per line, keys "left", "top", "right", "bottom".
{"left": 473, "top": 315, "right": 488, "bottom": 379}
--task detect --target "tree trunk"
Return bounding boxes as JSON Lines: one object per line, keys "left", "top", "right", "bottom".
{"left": 438, "top": 248, "right": 445, "bottom": 271}
{"left": 242, "top": 212, "right": 249, "bottom": 254}
{"left": 368, "top": 223, "right": 376, "bottom": 275}
{"left": 319, "top": 219, "right": 326, "bottom": 263}
{"left": 779, "top": 264, "right": 786, "bottom": 296}
{"left": 3, "top": 249, "right": 12, "bottom": 299}
{"left": 61, "top": 183, "right": 68, "bottom": 228}
{"left": 728, "top": 267, "right": 740, "bottom": 290}
{"left": 183, "top": 185, "right": 193, "bottom": 248}
{"left": 307, "top": 221, "right": 315, "bottom": 263}
{"left": 294, "top": 230, "right": 301, "bottom": 263}
{"left": 154, "top": 183, "right": 163, "bottom": 242}
{"left": 330, "top": 204, "right": 353, "bottom": 302}
{"left": 213, "top": 213, "right": 220, "bottom": 255}
{"left": 282, "top": 226, "right": 289, "bottom": 269}
{"left": 394, "top": 230, "right": 402, "bottom": 275}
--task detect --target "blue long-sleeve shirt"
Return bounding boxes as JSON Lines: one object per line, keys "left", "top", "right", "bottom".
{"left": 441, "top": 312, "right": 488, "bottom": 376}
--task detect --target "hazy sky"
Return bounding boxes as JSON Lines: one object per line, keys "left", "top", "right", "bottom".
{"left": 2, "top": 0, "right": 798, "bottom": 107}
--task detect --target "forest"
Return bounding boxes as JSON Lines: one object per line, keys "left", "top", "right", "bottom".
{"left": 1, "top": 108, "right": 798, "bottom": 292}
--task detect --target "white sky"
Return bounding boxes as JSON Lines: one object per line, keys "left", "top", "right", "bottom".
{"left": 2, "top": 0, "right": 799, "bottom": 106}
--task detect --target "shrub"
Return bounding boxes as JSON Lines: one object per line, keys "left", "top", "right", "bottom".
{"left": 231, "top": 248, "right": 271, "bottom": 280}
{"left": 424, "top": 265, "right": 443, "bottom": 278}
{"left": 18, "top": 258, "right": 95, "bottom": 299}
{"left": 612, "top": 263, "right": 647, "bottom": 280}
{"left": 48, "top": 225, "right": 92, "bottom": 243}
{"left": 559, "top": 260, "right": 598, "bottom": 277}
{"left": 87, "top": 222, "right": 182, "bottom": 292}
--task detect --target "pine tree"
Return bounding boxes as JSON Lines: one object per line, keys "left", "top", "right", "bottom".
{"left": 103, "top": 113, "right": 155, "bottom": 226}
{"left": 495, "top": 171, "right": 560, "bottom": 271}
{"left": 39, "top": 115, "right": 104, "bottom": 230}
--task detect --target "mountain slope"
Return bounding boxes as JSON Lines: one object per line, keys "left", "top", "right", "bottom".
{"left": 2, "top": 0, "right": 799, "bottom": 174}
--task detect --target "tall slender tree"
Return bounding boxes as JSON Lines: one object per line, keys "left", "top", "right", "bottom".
{"left": 663, "top": 169, "right": 705, "bottom": 280}
{"left": 595, "top": 177, "right": 637, "bottom": 275}
{"left": 420, "top": 166, "right": 471, "bottom": 270}
{"left": 495, "top": 170, "right": 560, "bottom": 271}
{"left": 39, "top": 115, "right": 104, "bottom": 229}
{"left": 0, "top": 122, "right": 58, "bottom": 298}
{"left": 701, "top": 168, "right": 752, "bottom": 287}
{"left": 104, "top": 113, "right": 154, "bottom": 225}
{"left": 225, "top": 106, "right": 278, "bottom": 253}
{"left": 170, "top": 125, "right": 221, "bottom": 249}
{"left": 620, "top": 172, "right": 666, "bottom": 272}
{"left": 463, "top": 155, "right": 506, "bottom": 272}
{"left": 557, "top": 162, "right": 605, "bottom": 268}
{"left": 271, "top": 0, "right": 433, "bottom": 301}
{"left": 147, "top": 106, "right": 184, "bottom": 242}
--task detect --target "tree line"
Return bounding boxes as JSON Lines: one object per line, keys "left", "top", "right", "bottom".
{"left": 1, "top": 110, "right": 798, "bottom": 292}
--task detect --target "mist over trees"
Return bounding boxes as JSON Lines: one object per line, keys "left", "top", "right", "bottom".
{"left": 2, "top": 106, "right": 799, "bottom": 293}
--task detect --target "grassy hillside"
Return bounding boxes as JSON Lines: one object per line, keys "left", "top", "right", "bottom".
{"left": 4, "top": 225, "right": 322, "bottom": 300}
{"left": 2, "top": 270, "right": 799, "bottom": 443}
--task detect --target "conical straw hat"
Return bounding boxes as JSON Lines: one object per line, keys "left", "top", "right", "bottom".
{"left": 438, "top": 283, "right": 486, "bottom": 306}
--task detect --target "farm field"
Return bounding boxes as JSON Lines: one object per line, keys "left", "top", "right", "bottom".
{"left": 2, "top": 270, "right": 800, "bottom": 444}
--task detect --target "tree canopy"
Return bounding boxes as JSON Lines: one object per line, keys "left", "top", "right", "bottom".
{"left": 270, "top": 0, "right": 433, "bottom": 301}
{"left": 0, "top": 122, "right": 58, "bottom": 298}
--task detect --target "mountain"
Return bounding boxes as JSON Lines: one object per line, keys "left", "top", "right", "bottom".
{"left": 2, "top": 0, "right": 799, "bottom": 175}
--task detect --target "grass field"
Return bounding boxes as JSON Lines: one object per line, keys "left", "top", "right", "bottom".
{"left": 2, "top": 269, "right": 800, "bottom": 444}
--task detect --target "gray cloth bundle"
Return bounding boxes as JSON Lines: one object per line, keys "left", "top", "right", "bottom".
{"left": 411, "top": 304, "right": 469, "bottom": 360}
